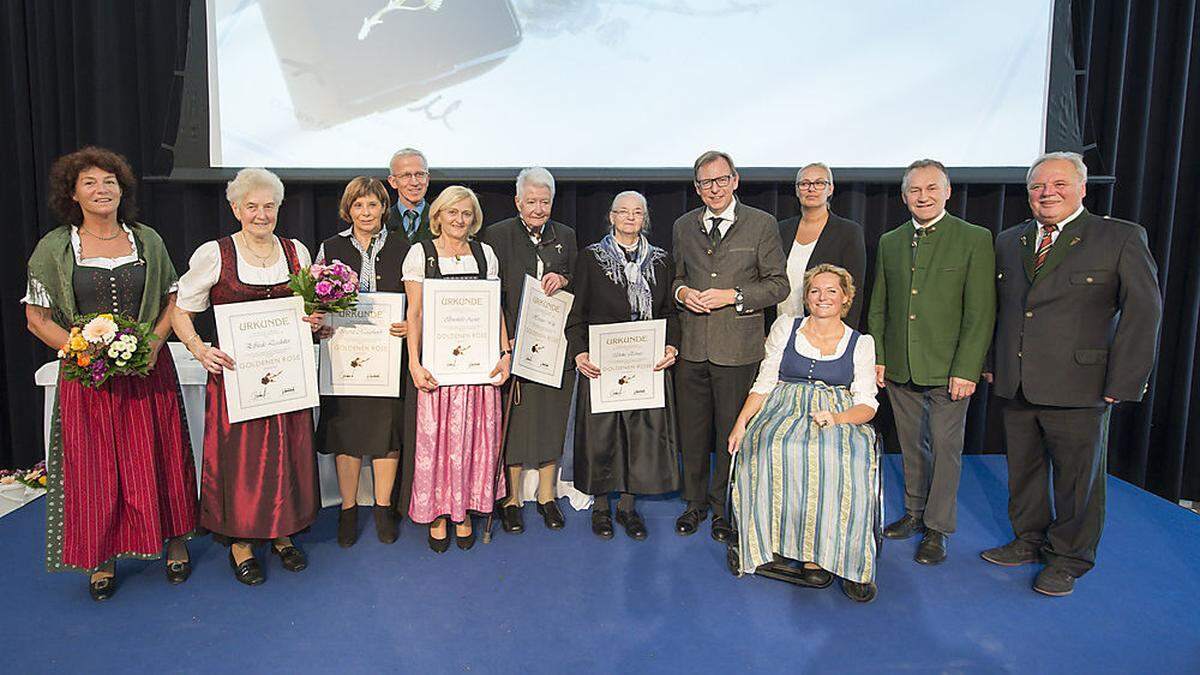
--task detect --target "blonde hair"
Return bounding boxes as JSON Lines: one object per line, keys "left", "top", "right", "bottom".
{"left": 338, "top": 176, "right": 391, "bottom": 225}
{"left": 802, "top": 263, "right": 856, "bottom": 318}
{"left": 428, "top": 185, "right": 484, "bottom": 237}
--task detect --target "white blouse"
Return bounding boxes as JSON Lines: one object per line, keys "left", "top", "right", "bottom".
{"left": 777, "top": 240, "right": 817, "bottom": 317}
{"left": 175, "top": 237, "right": 312, "bottom": 312}
{"left": 750, "top": 315, "right": 878, "bottom": 410}
{"left": 22, "top": 224, "right": 178, "bottom": 307}
{"left": 401, "top": 242, "right": 500, "bottom": 282}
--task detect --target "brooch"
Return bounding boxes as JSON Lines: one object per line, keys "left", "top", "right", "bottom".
{"left": 426, "top": 255, "right": 437, "bottom": 267}
{"left": 555, "top": 243, "right": 562, "bottom": 254}
{"left": 1069, "top": 237, "right": 1082, "bottom": 247}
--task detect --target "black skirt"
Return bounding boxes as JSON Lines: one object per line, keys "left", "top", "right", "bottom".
{"left": 572, "top": 371, "right": 681, "bottom": 496}
{"left": 503, "top": 377, "right": 573, "bottom": 468}
{"left": 315, "top": 395, "right": 403, "bottom": 457}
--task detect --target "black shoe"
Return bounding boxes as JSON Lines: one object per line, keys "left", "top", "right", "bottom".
{"left": 337, "top": 506, "right": 359, "bottom": 548}
{"left": 914, "top": 530, "right": 948, "bottom": 565}
{"left": 272, "top": 544, "right": 308, "bottom": 572}
{"left": 591, "top": 509, "right": 614, "bottom": 540}
{"left": 165, "top": 559, "right": 191, "bottom": 585}
{"left": 500, "top": 504, "right": 525, "bottom": 534}
{"left": 675, "top": 508, "right": 707, "bottom": 536}
{"left": 981, "top": 539, "right": 1040, "bottom": 567}
{"left": 374, "top": 505, "right": 398, "bottom": 544}
{"left": 89, "top": 575, "right": 117, "bottom": 601}
{"left": 428, "top": 528, "right": 450, "bottom": 554}
{"left": 229, "top": 550, "right": 265, "bottom": 586}
{"left": 1033, "top": 567, "right": 1076, "bottom": 596}
{"left": 841, "top": 579, "right": 878, "bottom": 603}
{"left": 883, "top": 513, "right": 925, "bottom": 540}
{"left": 710, "top": 515, "right": 735, "bottom": 544}
{"left": 616, "top": 510, "right": 648, "bottom": 541}
{"left": 798, "top": 565, "right": 834, "bottom": 588}
{"left": 537, "top": 500, "right": 566, "bottom": 530}
{"left": 456, "top": 527, "right": 476, "bottom": 551}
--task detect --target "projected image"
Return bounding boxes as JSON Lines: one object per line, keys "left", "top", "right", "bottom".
{"left": 207, "top": 0, "right": 1055, "bottom": 168}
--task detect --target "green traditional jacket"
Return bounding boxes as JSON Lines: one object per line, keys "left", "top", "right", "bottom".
{"left": 867, "top": 213, "right": 996, "bottom": 386}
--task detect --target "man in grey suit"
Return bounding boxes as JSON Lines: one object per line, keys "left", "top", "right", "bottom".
{"left": 981, "top": 151, "right": 1161, "bottom": 596}
{"left": 672, "top": 150, "right": 789, "bottom": 542}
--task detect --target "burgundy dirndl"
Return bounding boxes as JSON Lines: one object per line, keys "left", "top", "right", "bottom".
{"left": 198, "top": 236, "right": 320, "bottom": 541}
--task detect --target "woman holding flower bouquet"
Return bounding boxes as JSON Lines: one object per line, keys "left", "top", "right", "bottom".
{"left": 24, "top": 146, "right": 198, "bottom": 601}
{"left": 172, "top": 168, "right": 323, "bottom": 586}
{"left": 403, "top": 185, "right": 511, "bottom": 552}
{"left": 314, "top": 176, "right": 410, "bottom": 547}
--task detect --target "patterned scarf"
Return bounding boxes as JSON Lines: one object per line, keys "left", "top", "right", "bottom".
{"left": 593, "top": 233, "right": 663, "bottom": 320}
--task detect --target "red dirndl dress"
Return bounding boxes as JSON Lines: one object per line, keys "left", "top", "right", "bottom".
{"left": 198, "top": 236, "right": 320, "bottom": 541}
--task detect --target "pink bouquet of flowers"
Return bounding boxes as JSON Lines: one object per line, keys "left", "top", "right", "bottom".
{"left": 288, "top": 259, "right": 360, "bottom": 314}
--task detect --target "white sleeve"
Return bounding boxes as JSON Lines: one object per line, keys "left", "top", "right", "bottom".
{"left": 292, "top": 239, "right": 312, "bottom": 267}
{"left": 851, "top": 333, "right": 879, "bottom": 410}
{"left": 401, "top": 246, "right": 426, "bottom": 282}
{"left": 21, "top": 277, "right": 52, "bottom": 307}
{"left": 482, "top": 243, "right": 500, "bottom": 280}
{"left": 750, "top": 315, "right": 793, "bottom": 395}
{"left": 175, "top": 241, "right": 222, "bottom": 313}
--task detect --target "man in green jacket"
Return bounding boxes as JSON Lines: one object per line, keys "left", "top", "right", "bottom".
{"left": 868, "top": 159, "right": 996, "bottom": 565}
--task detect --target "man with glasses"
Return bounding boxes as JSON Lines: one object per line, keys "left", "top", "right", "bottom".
{"left": 868, "top": 159, "right": 995, "bottom": 565}
{"left": 671, "top": 150, "right": 789, "bottom": 543}
{"left": 387, "top": 147, "right": 434, "bottom": 243}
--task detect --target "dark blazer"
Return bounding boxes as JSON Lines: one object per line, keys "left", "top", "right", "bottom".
{"left": 775, "top": 211, "right": 867, "bottom": 328}
{"left": 566, "top": 244, "right": 680, "bottom": 361}
{"left": 388, "top": 201, "right": 433, "bottom": 243}
{"left": 482, "top": 217, "right": 578, "bottom": 334}
{"left": 992, "top": 209, "right": 1161, "bottom": 406}
{"left": 670, "top": 201, "right": 789, "bottom": 366}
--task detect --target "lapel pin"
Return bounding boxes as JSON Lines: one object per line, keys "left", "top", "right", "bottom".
{"left": 426, "top": 255, "right": 436, "bottom": 267}
{"left": 1020, "top": 235, "right": 1027, "bottom": 246}
{"left": 1069, "top": 237, "right": 1081, "bottom": 247}
{"left": 555, "top": 243, "right": 562, "bottom": 253}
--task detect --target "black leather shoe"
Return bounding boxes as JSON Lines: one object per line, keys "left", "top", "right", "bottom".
{"left": 272, "top": 544, "right": 308, "bottom": 572}
{"left": 229, "top": 550, "right": 265, "bottom": 586}
{"left": 711, "top": 515, "right": 735, "bottom": 544}
{"left": 591, "top": 509, "right": 614, "bottom": 540}
{"left": 883, "top": 513, "right": 925, "bottom": 540}
{"left": 914, "top": 530, "right": 948, "bottom": 565}
{"left": 537, "top": 500, "right": 566, "bottom": 530}
{"left": 675, "top": 508, "right": 706, "bottom": 536}
{"left": 338, "top": 506, "right": 359, "bottom": 548}
{"left": 500, "top": 504, "right": 525, "bottom": 534}
{"left": 374, "top": 505, "right": 398, "bottom": 544}
{"left": 798, "top": 565, "right": 834, "bottom": 588}
{"left": 1033, "top": 567, "right": 1076, "bottom": 596}
{"left": 841, "top": 579, "right": 878, "bottom": 603}
{"left": 89, "top": 575, "right": 117, "bottom": 601}
{"left": 616, "top": 510, "right": 648, "bottom": 541}
{"left": 428, "top": 528, "right": 450, "bottom": 554}
{"left": 981, "top": 539, "right": 1040, "bottom": 567}
{"left": 165, "top": 559, "right": 191, "bottom": 585}
{"left": 456, "top": 528, "right": 476, "bottom": 550}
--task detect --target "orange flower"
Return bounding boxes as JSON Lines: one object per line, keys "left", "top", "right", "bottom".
{"left": 76, "top": 355, "right": 91, "bottom": 367}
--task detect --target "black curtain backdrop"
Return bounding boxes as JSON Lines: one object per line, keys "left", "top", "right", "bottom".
{"left": 2, "top": 1, "right": 1197, "bottom": 501}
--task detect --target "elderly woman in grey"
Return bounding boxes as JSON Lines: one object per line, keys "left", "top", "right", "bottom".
{"left": 172, "top": 168, "right": 323, "bottom": 586}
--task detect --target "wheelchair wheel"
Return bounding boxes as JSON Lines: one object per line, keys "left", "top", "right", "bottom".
{"left": 726, "top": 542, "right": 743, "bottom": 578}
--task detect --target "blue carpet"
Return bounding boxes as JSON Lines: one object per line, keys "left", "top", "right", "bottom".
{"left": 1, "top": 456, "right": 1197, "bottom": 674}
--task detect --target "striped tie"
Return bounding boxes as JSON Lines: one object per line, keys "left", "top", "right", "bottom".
{"left": 1034, "top": 223, "right": 1058, "bottom": 272}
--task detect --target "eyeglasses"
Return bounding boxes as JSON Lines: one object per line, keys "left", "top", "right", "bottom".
{"left": 391, "top": 171, "right": 429, "bottom": 183}
{"left": 796, "top": 179, "right": 831, "bottom": 191}
{"left": 611, "top": 208, "right": 645, "bottom": 220}
{"left": 695, "top": 174, "right": 733, "bottom": 190}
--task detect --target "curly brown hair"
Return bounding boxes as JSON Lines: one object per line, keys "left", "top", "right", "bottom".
{"left": 47, "top": 146, "right": 138, "bottom": 225}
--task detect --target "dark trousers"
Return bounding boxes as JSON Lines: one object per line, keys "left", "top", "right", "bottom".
{"left": 676, "top": 359, "right": 758, "bottom": 512}
{"left": 886, "top": 380, "right": 970, "bottom": 534}
{"left": 1003, "top": 390, "right": 1110, "bottom": 577}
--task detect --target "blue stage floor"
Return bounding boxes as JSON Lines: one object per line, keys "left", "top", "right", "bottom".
{"left": 2, "top": 456, "right": 1197, "bottom": 674}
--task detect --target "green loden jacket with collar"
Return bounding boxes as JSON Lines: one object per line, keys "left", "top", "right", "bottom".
{"left": 868, "top": 213, "right": 996, "bottom": 386}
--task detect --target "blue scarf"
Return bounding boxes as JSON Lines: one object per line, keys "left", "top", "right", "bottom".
{"left": 593, "top": 233, "right": 664, "bottom": 320}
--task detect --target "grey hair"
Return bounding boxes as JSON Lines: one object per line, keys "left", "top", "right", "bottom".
{"left": 693, "top": 150, "right": 737, "bottom": 180}
{"left": 609, "top": 190, "right": 651, "bottom": 233}
{"left": 226, "top": 168, "right": 284, "bottom": 205}
{"left": 795, "top": 162, "right": 834, "bottom": 185}
{"left": 1026, "top": 151, "right": 1088, "bottom": 185}
{"left": 516, "top": 166, "right": 556, "bottom": 200}
{"left": 388, "top": 147, "right": 428, "bottom": 171}
{"left": 901, "top": 158, "right": 950, "bottom": 192}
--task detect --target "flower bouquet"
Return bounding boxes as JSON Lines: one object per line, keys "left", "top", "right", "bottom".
{"left": 0, "top": 461, "right": 47, "bottom": 490}
{"left": 58, "top": 313, "right": 159, "bottom": 388}
{"left": 288, "top": 259, "right": 360, "bottom": 314}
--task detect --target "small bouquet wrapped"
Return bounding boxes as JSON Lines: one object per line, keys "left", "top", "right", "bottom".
{"left": 0, "top": 461, "right": 47, "bottom": 490}
{"left": 58, "top": 313, "right": 159, "bottom": 388}
{"left": 288, "top": 259, "right": 360, "bottom": 314}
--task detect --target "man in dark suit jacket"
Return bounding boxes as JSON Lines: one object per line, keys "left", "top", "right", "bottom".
{"left": 386, "top": 147, "right": 434, "bottom": 243}
{"left": 981, "top": 152, "right": 1161, "bottom": 596}
{"left": 868, "top": 159, "right": 995, "bottom": 565}
{"left": 671, "top": 150, "right": 789, "bottom": 542}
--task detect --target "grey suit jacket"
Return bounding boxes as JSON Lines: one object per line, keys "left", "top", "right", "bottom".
{"left": 992, "top": 209, "right": 1162, "bottom": 406}
{"left": 671, "top": 200, "right": 789, "bottom": 366}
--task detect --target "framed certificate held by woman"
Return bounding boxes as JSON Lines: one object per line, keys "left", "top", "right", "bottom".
{"left": 587, "top": 319, "right": 667, "bottom": 414}
{"left": 420, "top": 278, "right": 502, "bottom": 385}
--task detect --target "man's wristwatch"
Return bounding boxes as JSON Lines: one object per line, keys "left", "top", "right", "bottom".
{"left": 734, "top": 287, "right": 745, "bottom": 313}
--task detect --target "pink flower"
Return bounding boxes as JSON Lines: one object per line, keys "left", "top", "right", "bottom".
{"left": 309, "top": 263, "right": 325, "bottom": 278}
{"left": 342, "top": 280, "right": 356, "bottom": 293}
{"left": 315, "top": 280, "right": 334, "bottom": 297}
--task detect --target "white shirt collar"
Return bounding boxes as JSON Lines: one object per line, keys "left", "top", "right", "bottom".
{"left": 912, "top": 210, "right": 947, "bottom": 231}
{"left": 704, "top": 198, "right": 738, "bottom": 225}
{"left": 1038, "top": 205, "right": 1085, "bottom": 230}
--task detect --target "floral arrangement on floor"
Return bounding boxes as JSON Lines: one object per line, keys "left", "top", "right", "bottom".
{"left": 288, "top": 260, "right": 360, "bottom": 314}
{"left": 0, "top": 461, "right": 47, "bottom": 490}
{"left": 58, "top": 313, "right": 158, "bottom": 388}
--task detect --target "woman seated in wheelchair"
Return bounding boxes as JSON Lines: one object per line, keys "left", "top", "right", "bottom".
{"left": 727, "top": 264, "right": 880, "bottom": 603}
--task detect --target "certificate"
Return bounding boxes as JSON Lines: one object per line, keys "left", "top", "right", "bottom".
{"left": 511, "top": 275, "right": 573, "bottom": 388}
{"left": 318, "top": 292, "right": 405, "bottom": 397}
{"left": 213, "top": 296, "right": 319, "bottom": 423}
{"left": 587, "top": 319, "right": 666, "bottom": 414}
{"left": 421, "top": 278, "right": 502, "bottom": 386}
